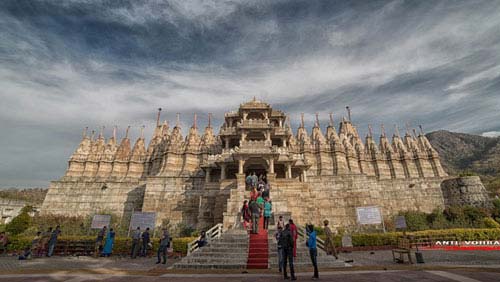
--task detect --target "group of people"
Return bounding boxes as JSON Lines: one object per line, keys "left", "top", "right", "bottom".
{"left": 274, "top": 218, "right": 339, "bottom": 280}
{"left": 241, "top": 172, "right": 273, "bottom": 233}
{"left": 18, "top": 226, "right": 62, "bottom": 260}
{"left": 94, "top": 226, "right": 116, "bottom": 257}
{"left": 129, "top": 226, "right": 172, "bottom": 264}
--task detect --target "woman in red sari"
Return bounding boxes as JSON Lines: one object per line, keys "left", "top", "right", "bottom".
{"left": 289, "top": 219, "right": 298, "bottom": 257}
{"left": 250, "top": 187, "right": 258, "bottom": 201}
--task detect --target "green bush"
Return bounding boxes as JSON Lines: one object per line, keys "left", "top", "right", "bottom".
{"left": 5, "top": 206, "right": 33, "bottom": 235}
{"left": 399, "top": 211, "right": 429, "bottom": 231}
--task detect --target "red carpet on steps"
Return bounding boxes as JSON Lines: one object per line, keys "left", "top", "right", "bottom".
{"left": 247, "top": 216, "right": 269, "bottom": 269}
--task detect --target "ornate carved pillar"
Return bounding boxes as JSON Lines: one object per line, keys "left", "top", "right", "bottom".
{"left": 302, "top": 169, "right": 307, "bottom": 182}
{"left": 286, "top": 163, "right": 292, "bottom": 178}
{"left": 238, "top": 159, "right": 245, "bottom": 174}
{"left": 205, "top": 168, "right": 211, "bottom": 183}
{"left": 220, "top": 163, "right": 226, "bottom": 180}
{"left": 282, "top": 138, "right": 287, "bottom": 147}
{"left": 269, "top": 158, "right": 275, "bottom": 174}
{"left": 225, "top": 138, "right": 229, "bottom": 150}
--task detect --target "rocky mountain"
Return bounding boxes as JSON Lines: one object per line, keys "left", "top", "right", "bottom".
{"left": 426, "top": 130, "right": 500, "bottom": 194}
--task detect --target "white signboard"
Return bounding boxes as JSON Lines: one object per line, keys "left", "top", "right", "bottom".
{"left": 129, "top": 212, "right": 156, "bottom": 231}
{"left": 356, "top": 206, "right": 382, "bottom": 225}
{"left": 342, "top": 234, "right": 353, "bottom": 248}
{"left": 91, "top": 214, "right": 111, "bottom": 229}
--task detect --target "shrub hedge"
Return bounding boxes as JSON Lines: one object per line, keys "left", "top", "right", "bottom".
{"left": 6, "top": 236, "right": 197, "bottom": 255}
{"left": 318, "top": 228, "right": 500, "bottom": 246}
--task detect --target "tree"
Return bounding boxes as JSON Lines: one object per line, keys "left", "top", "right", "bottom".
{"left": 5, "top": 206, "right": 33, "bottom": 235}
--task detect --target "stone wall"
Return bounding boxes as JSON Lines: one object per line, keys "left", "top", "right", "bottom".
{"left": 441, "top": 176, "right": 492, "bottom": 208}
{"left": 270, "top": 175, "right": 446, "bottom": 230}
{"left": 0, "top": 198, "right": 26, "bottom": 224}
{"left": 41, "top": 178, "right": 146, "bottom": 218}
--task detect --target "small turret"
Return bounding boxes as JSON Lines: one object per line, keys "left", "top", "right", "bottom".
{"left": 311, "top": 113, "right": 326, "bottom": 144}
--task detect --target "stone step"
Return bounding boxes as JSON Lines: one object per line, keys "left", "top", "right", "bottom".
{"left": 191, "top": 252, "right": 248, "bottom": 258}
{"left": 173, "top": 263, "right": 247, "bottom": 269}
{"left": 183, "top": 257, "right": 248, "bottom": 264}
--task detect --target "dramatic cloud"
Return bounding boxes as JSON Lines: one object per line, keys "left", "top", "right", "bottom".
{"left": 1, "top": 0, "right": 499, "bottom": 187}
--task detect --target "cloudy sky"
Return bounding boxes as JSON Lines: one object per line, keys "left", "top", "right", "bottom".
{"left": 1, "top": 0, "right": 500, "bottom": 187}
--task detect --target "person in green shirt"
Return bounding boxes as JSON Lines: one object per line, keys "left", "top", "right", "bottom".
{"left": 256, "top": 193, "right": 265, "bottom": 216}
{"left": 263, "top": 198, "right": 272, "bottom": 230}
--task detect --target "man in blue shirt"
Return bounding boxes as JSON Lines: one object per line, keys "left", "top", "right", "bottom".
{"left": 306, "top": 224, "right": 319, "bottom": 279}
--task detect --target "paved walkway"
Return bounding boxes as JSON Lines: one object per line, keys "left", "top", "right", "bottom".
{"left": 1, "top": 270, "right": 500, "bottom": 282}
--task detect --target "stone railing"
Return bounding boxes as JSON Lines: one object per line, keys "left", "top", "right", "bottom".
{"left": 240, "top": 140, "right": 272, "bottom": 148}
{"left": 238, "top": 119, "right": 271, "bottom": 128}
{"left": 187, "top": 223, "right": 224, "bottom": 255}
{"left": 297, "top": 225, "right": 326, "bottom": 251}
{"left": 220, "top": 127, "right": 237, "bottom": 135}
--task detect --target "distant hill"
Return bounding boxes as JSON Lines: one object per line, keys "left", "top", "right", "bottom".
{"left": 426, "top": 130, "right": 500, "bottom": 194}
{"left": 0, "top": 188, "right": 48, "bottom": 205}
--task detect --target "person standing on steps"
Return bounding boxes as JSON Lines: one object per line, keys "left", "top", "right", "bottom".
{"left": 249, "top": 200, "right": 261, "bottom": 234}
{"left": 280, "top": 224, "right": 296, "bottom": 280}
{"left": 277, "top": 215, "right": 285, "bottom": 230}
{"left": 246, "top": 173, "right": 252, "bottom": 189}
{"left": 275, "top": 225, "right": 284, "bottom": 273}
{"left": 289, "top": 219, "right": 298, "bottom": 257}
{"left": 241, "top": 200, "right": 251, "bottom": 231}
{"left": 95, "top": 226, "right": 107, "bottom": 257}
{"left": 263, "top": 198, "right": 272, "bottom": 230}
{"left": 251, "top": 172, "right": 258, "bottom": 189}
{"left": 102, "top": 228, "right": 115, "bottom": 257}
{"left": 323, "top": 220, "right": 338, "bottom": 259}
{"left": 306, "top": 224, "right": 319, "bottom": 280}
{"left": 256, "top": 192, "right": 265, "bottom": 216}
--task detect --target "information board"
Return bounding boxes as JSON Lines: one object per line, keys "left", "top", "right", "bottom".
{"left": 341, "top": 234, "right": 353, "bottom": 248}
{"left": 395, "top": 215, "right": 407, "bottom": 229}
{"left": 356, "top": 206, "right": 382, "bottom": 225}
{"left": 129, "top": 212, "right": 156, "bottom": 231}
{"left": 91, "top": 214, "right": 111, "bottom": 229}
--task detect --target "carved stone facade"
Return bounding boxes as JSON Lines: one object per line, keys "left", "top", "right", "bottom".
{"left": 42, "top": 99, "right": 487, "bottom": 229}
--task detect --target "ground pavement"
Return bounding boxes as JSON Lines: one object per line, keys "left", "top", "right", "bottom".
{"left": 1, "top": 250, "right": 500, "bottom": 281}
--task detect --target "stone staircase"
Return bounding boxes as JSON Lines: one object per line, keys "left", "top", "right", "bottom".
{"left": 172, "top": 228, "right": 249, "bottom": 269}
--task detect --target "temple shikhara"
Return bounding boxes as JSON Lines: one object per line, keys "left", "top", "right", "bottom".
{"left": 43, "top": 98, "right": 480, "bottom": 230}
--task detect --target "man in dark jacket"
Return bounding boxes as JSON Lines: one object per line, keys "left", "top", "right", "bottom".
{"left": 141, "top": 227, "right": 151, "bottom": 257}
{"left": 279, "top": 224, "right": 296, "bottom": 280}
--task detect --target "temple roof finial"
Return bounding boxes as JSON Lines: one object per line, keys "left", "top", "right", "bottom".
{"left": 176, "top": 113, "right": 180, "bottom": 127}
{"left": 368, "top": 124, "right": 373, "bottom": 137}
{"left": 140, "top": 125, "right": 145, "bottom": 138}
{"left": 300, "top": 113, "right": 305, "bottom": 128}
{"left": 315, "top": 113, "right": 320, "bottom": 127}
{"left": 125, "top": 126, "right": 130, "bottom": 138}
{"left": 113, "top": 126, "right": 117, "bottom": 140}
{"left": 99, "top": 126, "right": 104, "bottom": 138}
{"left": 156, "top": 108, "right": 162, "bottom": 126}
{"left": 405, "top": 122, "right": 411, "bottom": 135}
{"left": 90, "top": 130, "right": 95, "bottom": 140}
{"left": 381, "top": 124, "right": 386, "bottom": 137}
{"left": 82, "top": 127, "right": 88, "bottom": 139}
{"left": 419, "top": 125, "right": 424, "bottom": 135}
{"left": 346, "top": 106, "right": 352, "bottom": 122}
{"left": 412, "top": 128, "right": 418, "bottom": 138}
{"left": 208, "top": 113, "right": 212, "bottom": 128}
{"left": 193, "top": 113, "right": 197, "bottom": 129}
{"left": 329, "top": 113, "right": 334, "bottom": 127}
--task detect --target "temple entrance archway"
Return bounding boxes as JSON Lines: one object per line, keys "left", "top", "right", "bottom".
{"left": 244, "top": 157, "right": 268, "bottom": 181}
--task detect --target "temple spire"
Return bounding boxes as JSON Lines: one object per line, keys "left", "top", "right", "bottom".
{"left": 156, "top": 108, "right": 162, "bottom": 126}
{"left": 346, "top": 106, "right": 352, "bottom": 122}
{"left": 125, "top": 126, "right": 130, "bottom": 138}
{"left": 193, "top": 113, "right": 197, "bottom": 129}
{"left": 315, "top": 113, "right": 320, "bottom": 127}
{"left": 381, "top": 124, "right": 386, "bottom": 137}
{"left": 90, "top": 130, "right": 95, "bottom": 140}
{"left": 394, "top": 124, "right": 400, "bottom": 137}
{"left": 208, "top": 113, "right": 212, "bottom": 128}
{"left": 176, "top": 113, "right": 180, "bottom": 127}
{"left": 412, "top": 128, "right": 418, "bottom": 138}
{"left": 405, "top": 122, "right": 411, "bottom": 135}
{"left": 300, "top": 113, "right": 305, "bottom": 128}
{"left": 368, "top": 124, "right": 373, "bottom": 137}
{"left": 113, "top": 126, "right": 117, "bottom": 140}
{"left": 329, "top": 113, "right": 334, "bottom": 127}
{"left": 419, "top": 125, "right": 424, "bottom": 135}
{"left": 140, "top": 125, "right": 145, "bottom": 138}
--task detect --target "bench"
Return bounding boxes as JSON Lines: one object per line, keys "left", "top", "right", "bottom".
{"left": 392, "top": 238, "right": 413, "bottom": 264}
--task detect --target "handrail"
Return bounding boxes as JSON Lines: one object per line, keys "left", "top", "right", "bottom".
{"left": 187, "top": 223, "right": 224, "bottom": 255}
{"left": 297, "top": 225, "right": 326, "bottom": 251}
